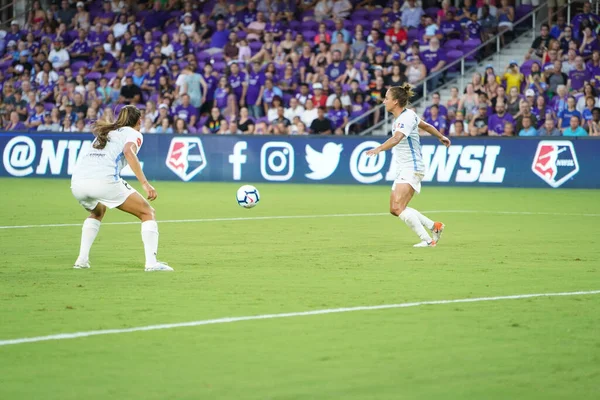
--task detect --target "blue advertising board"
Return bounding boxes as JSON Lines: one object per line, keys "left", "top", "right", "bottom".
{"left": 1, "top": 132, "right": 599, "bottom": 188}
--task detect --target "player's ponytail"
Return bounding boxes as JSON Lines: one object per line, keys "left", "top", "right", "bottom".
{"left": 92, "top": 105, "right": 142, "bottom": 150}
{"left": 388, "top": 83, "right": 416, "bottom": 108}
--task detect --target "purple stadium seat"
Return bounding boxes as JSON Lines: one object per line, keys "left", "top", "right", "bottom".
{"left": 353, "top": 19, "right": 370, "bottom": 29}
{"left": 249, "top": 41, "right": 263, "bottom": 53}
{"left": 445, "top": 50, "right": 464, "bottom": 72}
{"left": 237, "top": 30, "right": 247, "bottom": 40}
{"left": 302, "top": 10, "right": 314, "bottom": 19}
{"left": 407, "top": 29, "right": 420, "bottom": 42}
{"left": 86, "top": 72, "right": 102, "bottom": 81}
{"left": 444, "top": 39, "right": 463, "bottom": 50}
{"left": 67, "top": 30, "right": 78, "bottom": 42}
{"left": 344, "top": 19, "right": 354, "bottom": 30}
{"left": 104, "top": 72, "right": 116, "bottom": 81}
{"left": 520, "top": 60, "right": 537, "bottom": 76}
{"left": 351, "top": 9, "right": 369, "bottom": 19}
{"left": 212, "top": 61, "right": 226, "bottom": 72}
{"left": 282, "top": 93, "right": 292, "bottom": 106}
{"left": 425, "top": 7, "right": 440, "bottom": 19}
{"left": 324, "top": 20, "right": 335, "bottom": 30}
{"left": 515, "top": 5, "right": 533, "bottom": 21}
{"left": 71, "top": 61, "right": 88, "bottom": 71}
{"left": 196, "top": 51, "right": 211, "bottom": 62}
{"left": 303, "top": 30, "right": 317, "bottom": 41}
{"left": 44, "top": 103, "right": 55, "bottom": 112}
{"left": 303, "top": 20, "right": 319, "bottom": 31}
{"left": 366, "top": 8, "right": 383, "bottom": 21}
{"left": 152, "top": 31, "right": 163, "bottom": 41}
{"left": 212, "top": 52, "right": 224, "bottom": 62}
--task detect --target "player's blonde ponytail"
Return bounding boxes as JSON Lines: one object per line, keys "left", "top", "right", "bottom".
{"left": 92, "top": 105, "right": 142, "bottom": 150}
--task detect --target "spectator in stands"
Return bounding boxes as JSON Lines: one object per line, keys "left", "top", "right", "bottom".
{"left": 385, "top": 20, "right": 407, "bottom": 48}
{"left": 214, "top": 77, "right": 230, "bottom": 114}
{"left": 528, "top": 72, "right": 548, "bottom": 98}
{"left": 73, "top": 2, "right": 90, "bottom": 31}
{"left": 422, "top": 15, "right": 441, "bottom": 43}
{"left": 576, "top": 84, "right": 600, "bottom": 112}
{"left": 497, "top": 0, "right": 515, "bottom": 42}
{"left": 501, "top": 61, "right": 524, "bottom": 94}
{"left": 515, "top": 99, "right": 538, "bottom": 133}
{"left": 425, "top": 105, "right": 447, "bottom": 136}
{"left": 402, "top": 0, "right": 423, "bottom": 30}
{"left": 459, "top": 83, "right": 479, "bottom": 120}
{"left": 174, "top": 118, "right": 189, "bottom": 134}
{"left": 562, "top": 48, "right": 577, "bottom": 74}
{"left": 532, "top": 95, "right": 554, "bottom": 128}
{"left": 572, "top": 2, "right": 600, "bottom": 41}
{"left": 479, "top": 5, "right": 497, "bottom": 42}
{"left": 518, "top": 116, "right": 537, "bottom": 136}
{"left": 49, "top": 37, "right": 69, "bottom": 71}
{"left": 310, "top": 106, "right": 333, "bottom": 134}
{"left": 439, "top": 10, "right": 461, "bottom": 40}
{"left": 568, "top": 56, "right": 591, "bottom": 94}
{"left": 450, "top": 119, "right": 466, "bottom": 136}
{"left": 547, "top": 61, "right": 568, "bottom": 96}
{"left": 6, "top": 111, "right": 26, "bottom": 131}
{"left": 245, "top": 12, "right": 266, "bottom": 42}
{"left": 237, "top": 107, "right": 255, "bottom": 134}
{"left": 555, "top": 23, "right": 573, "bottom": 53}
{"left": 332, "top": 19, "right": 351, "bottom": 44}
{"left": 588, "top": 108, "right": 600, "bottom": 136}
{"left": 314, "top": 0, "right": 333, "bottom": 22}
{"left": 268, "top": 106, "right": 291, "bottom": 134}
{"left": 262, "top": 79, "right": 283, "bottom": 115}
{"left": 328, "top": 98, "right": 349, "bottom": 134}
{"left": 469, "top": 104, "right": 489, "bottom": 136}
{"left": 526, "top": 24, "right": 551, "bottom": 60}
{"left": 266, "top": 95, "right": 283, "bottom": 122}
{"left": 537, "top": 118, "right": 561, "bottom": 136}
{"left": 488, "top": 102, "right": 514, "bottom": 136}
{"left": 385, "top": 64, "right": 406, "bottom": 88}
{"left": 153, "top": 117, "right": 174, "bottom": 134}
{"left": 465, "top": 11, "right": 483, "bottom": 42}
{"left": 424, "top": 92, "right": 448, "bottom": 120}
{"left": 119, "top": 76, "right": 142, "bottom": 105}
{"left": 203, "top": 107, "right": 224, "bottom": 134}
{"left": 558, "top": 96, "right": 581, "bottom": 131}
{"left": 563, "top": 115, "right": 588, "bottom": 136}
{"left": 173, "top": 94, "right": 198, "bottom": 129}
{"left": 332, "top": 0, "right": 352, "bottom": 19}
{"left": 581, "top": 96, "right": 597, "bottom": 127}
{"left": 301, "top": 99, "right": 319, "bottom": 127}
{"left": 421, "top": 38, "right": 446, "bottom": 91}
{"left": 56, "top": 0, "right": 76, "bottom": 28}
{"left": 446, "top": 87, "right": 460, "bottom": 114}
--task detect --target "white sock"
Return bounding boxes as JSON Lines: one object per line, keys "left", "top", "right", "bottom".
{"left": 141, "top": 220, "right": 159, "bottom": 267}
{"left": 399, "top": 209, "right": 432, "bottom": 242}
{"left": 77, "top": 218, "right": 101, "bottom": 263}
{"left": 406, "top": 207, "right": 435, "bottom": 230}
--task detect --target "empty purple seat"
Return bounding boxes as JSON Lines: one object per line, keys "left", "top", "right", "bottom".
{"left": 86, "top": 72, "right": 102, "bottom": 81}
{"left": 324, "top": 20, "right": 335, "bottom": 30}
{"left": 44, "top": 103, "right": 55, "bottom": 112}
{"left": 290, "top": 21, "right": 302, "bottom": 31}
{"left": 250, "top": 41, "right": 263, "bottom": 52}
{"left": 366, "top": 8, "right": 383, "bottom": 21}
{"left": 515, "top": 5, "right": 533, "bottom": 21}
{"left": 212, "top": 61, "right": 226, "bottom": 72}
{"left": 353, "top": 19, "right": 369, "bottom": 29}
{"left": 444, "top": 39, "right": 463, "bottom": 50}
{"left": 196, "top": 51, "right": 211, "bottom": 62}
{"left": 351, "top": 9, "right": 369, "bottom": 19}
{"left": 152, "top": 31, "right": 163, "bottom": 41}
{"left": 425, "top": 7, "right": 440, "bottom": 19}
{"left": 71, "top": 61, "right": 88, "bottom": 71}
{"left": 104, "top": 72, "right": 116, "bottom": 81}
{"left": 303, "top": 20, "right": 319, "bottom": 31}
{"left": 445, "top": 50, "right": 464, "bottom": 71}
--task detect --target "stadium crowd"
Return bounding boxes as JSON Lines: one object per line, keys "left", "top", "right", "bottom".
{"left": 0, "top": 0, "right": 597, "bottom": 136}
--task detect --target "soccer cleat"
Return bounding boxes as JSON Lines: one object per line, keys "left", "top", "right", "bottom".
{"left": 432, "top": 222, "right": 445, "bottom": 243}
{"left": 413, "top": 240, "right": 437, "bottom": 248}
{"left": 145, "top": 262, "right": 174, "bottom": 272}
{"left": 73, "top": 261, "right": 91, "bottom": 269}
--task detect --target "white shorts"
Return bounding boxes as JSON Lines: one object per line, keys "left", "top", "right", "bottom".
{"left": 71, "top": 178, "right": 137, "bottom": 210}
{"left": 392, "top": 170, "right": 425, "bottom": 194}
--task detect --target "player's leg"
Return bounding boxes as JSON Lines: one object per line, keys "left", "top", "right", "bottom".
{"left": 74, "top": 202, "right": 106, "bottom": 269}
{"left": 389, "top": 183, "right": 434, "bottom": 246}
{"left": 117, "top": 192, "right": 172, "bottom": 271}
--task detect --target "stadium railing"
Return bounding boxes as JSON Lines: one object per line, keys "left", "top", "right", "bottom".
{"left": 345, "top": 2, "right": 550, "bottom": 137}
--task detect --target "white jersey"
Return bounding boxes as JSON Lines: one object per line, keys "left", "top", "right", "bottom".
{"left": 392, "top": 108, "right": 425, "bottom": 173}
{"left": 72, "top": 126, "right": 143, "bottom": 182}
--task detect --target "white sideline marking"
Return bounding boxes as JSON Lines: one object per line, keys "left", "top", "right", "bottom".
{"left": 0, "top": 210, "right": 599, "bottom": 230}
{"left": 1, "top": 290, "right": 599, "bottom": 347}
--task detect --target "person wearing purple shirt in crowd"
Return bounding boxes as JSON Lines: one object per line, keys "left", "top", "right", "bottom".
{"left": 209, "top": 19, "right": 230, "bottom": 53}
{"left": 131, "top": 42, "right": 150, "bottom": 65}
{"left": 26, "top": 103, "right": 46, "bottom": 130}
{"left": 174, "top": 94, "right": 199, "bottom": 127}
{"left": 326, "top": 50, "right": 347, "bottom": 83}
{"left": 6, "top": 21, "right": 22, "bottom": 44}
{"left": 465, "top": 13, "right": 482, "bottom": 41}
{"left": 568, "top": 56, "right": 591, "bottom": 93}
{"left": 423, "top": 92, "right": 448, "bottom": 120}
{"left": 89, "top": 45, "right": 114, "bottom": 74}
{"left": 246, "top": 62, "right": 265, "bottom": 118}
{"left": 228, "top": 62, "right": 248, "bottom": 107}
{"left": 241, "top": 1, "right": 258, "bottom": 26}
{"left": 327, "top": 98, "right": 349, "bottom": 135}
{"left": 488, "top": 102, "right": 515, "bottom": 136}
{"left": 143, "top": 1, "right": 169, "bottom": 31}
{"left": 262, "top": 79, "right": 283, "bottom": 114}
{"left": 587, "top": 50, "right": 600, "bottom": 82}
{"left": 94, "top": 1, "right": 115, "bottom": 26}
{"left": 6, "top": 111, "right": 27, "bottom": 131}
{"left": 572, "top": 2, "right": 600, "bottom": 40}
{"left": 425, "top": 105, "right": 447, "bottom": 136}
{"left": 439, "top": 11, "right": 462, "bottom": 39}
{"left": 214, "top": 77, "right": 230, "bottom": 112}
{"left": 141, "top": 64, "right": 160, "bottom": 94}
{"left": 151, "top": 56, "right": 169, "bottom": 77}
{"left": 369, "top": 30, "right": 388, "bottom": 53}
{"left": 142, "top": 32, "right": 155, "bottom": 56}
{"left": 68, "top": 29, "right": 91, "bottom": 61}
{"left": 200, "top": 63, "right": 218, "bottom": 114}
{"left": 265, "top": 13, "right": 284, "bottom": 40}
{"left": 421, "top": 38, "right": 446, "bottom": 90}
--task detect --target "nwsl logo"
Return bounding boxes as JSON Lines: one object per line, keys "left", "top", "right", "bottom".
{"left": 165, "top": 137, "right": 207, "bottom": 181}
{"left": 532, "top": 141, "right": 579, "bottom": 188}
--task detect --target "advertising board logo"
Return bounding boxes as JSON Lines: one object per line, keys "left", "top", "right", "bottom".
{"left": 532, "top": 140, "right": 579, "bottom": 188}
{"left": 2, "top": 136, "right": 36, "bottom": 176}
{"left": 165, "top": 137, "right": 207, "bottom": 181}
{"left": 350, "top": 141, "right": 388, "bottom": 184}
{"left": 260, "top": 141, "right": 294, "bottom": 181}
{"left": 305, "top": 143, "right": 343, "bottom": 180}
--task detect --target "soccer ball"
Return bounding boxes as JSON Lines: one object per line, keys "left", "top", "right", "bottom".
{"left": 236, "top": 185, "right": 260, "bottom": 208}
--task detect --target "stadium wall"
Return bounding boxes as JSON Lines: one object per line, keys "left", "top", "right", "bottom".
{"left": 1, "top": 133, "right": 598, "bottom": 189}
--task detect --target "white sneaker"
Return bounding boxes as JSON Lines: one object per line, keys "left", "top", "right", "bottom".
{"left": 73, "top": 261, "right": 91, "bottom": 269}
{"left": 413, "top": 240, "right": 437, "bottom": 248}
{"left": 145, "top": 262, "right": 174, "bottom": 272}
{"left": 432, "top": 222, "right": 445, "bottom": 243}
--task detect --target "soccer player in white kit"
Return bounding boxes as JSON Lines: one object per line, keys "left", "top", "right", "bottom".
{"left": 70, "top": 105, "right": 173, "bottom": 271}
{"left": 366, "top": 83, "right": 451, "bottom": 247}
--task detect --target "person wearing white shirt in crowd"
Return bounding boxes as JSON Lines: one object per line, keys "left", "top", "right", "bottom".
{"left": 301, "top": 99, "right": 319, "bottom": 127}
{"left": 48, "top": 37, "right": 70, "bottom": 70}
{"left": 477, "top": 0, "right": 497, "bottom": 18}
{"left": 285, "top": 98, "right": 305, "bottom": 122}
{"left": 36, "top": 63, "right": 59, "bottom": 85}
{"left": 326, "top": 83, "right": 352, "bottom": 108}
{"left": 112, "top": 14, "right": 128, "bottom": 39}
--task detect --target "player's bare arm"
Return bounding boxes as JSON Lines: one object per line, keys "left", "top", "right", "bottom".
{"left": 418, "top": 120, "right": 451, "bottom": 148}
{"left": 366, "top": 130, "right": 406, "bottom": 156}
{"left": 123, "top": 142, "right": 157, "bottom": 201}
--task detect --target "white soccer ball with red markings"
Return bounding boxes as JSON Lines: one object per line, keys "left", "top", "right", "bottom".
{"left": 236, "top": 185, "right": 260, "bottom": 208}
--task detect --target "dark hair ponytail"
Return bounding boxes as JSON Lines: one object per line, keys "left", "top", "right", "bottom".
{"left": 92, "top": 105, "right": 141, "bottom": 149}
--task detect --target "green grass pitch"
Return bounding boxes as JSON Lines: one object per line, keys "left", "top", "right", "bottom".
{"left": 1, "top": 178, "right": 599, "bottom": 400}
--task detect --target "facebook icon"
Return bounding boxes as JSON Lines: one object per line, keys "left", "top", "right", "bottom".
{"left": 229, "top": 141, "right": 247, "bottom": 181}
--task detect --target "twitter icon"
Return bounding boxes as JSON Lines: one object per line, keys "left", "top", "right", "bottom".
{"left": 305, "top": 143, "right": 343, "bottom": 180}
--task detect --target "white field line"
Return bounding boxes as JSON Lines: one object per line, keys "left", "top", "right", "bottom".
{"left": 1, "top": 210, "right": 599, "bottom": 230}
{"left": 1, "top": 290, "right": 599, "bottom": 347}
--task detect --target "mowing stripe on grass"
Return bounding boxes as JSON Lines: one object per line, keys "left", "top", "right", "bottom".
{"left": 1, "top": 290, "right": 599, "bottom": 347}
{"left": 0, "top": 210, "right": 599, "bottom": 230}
